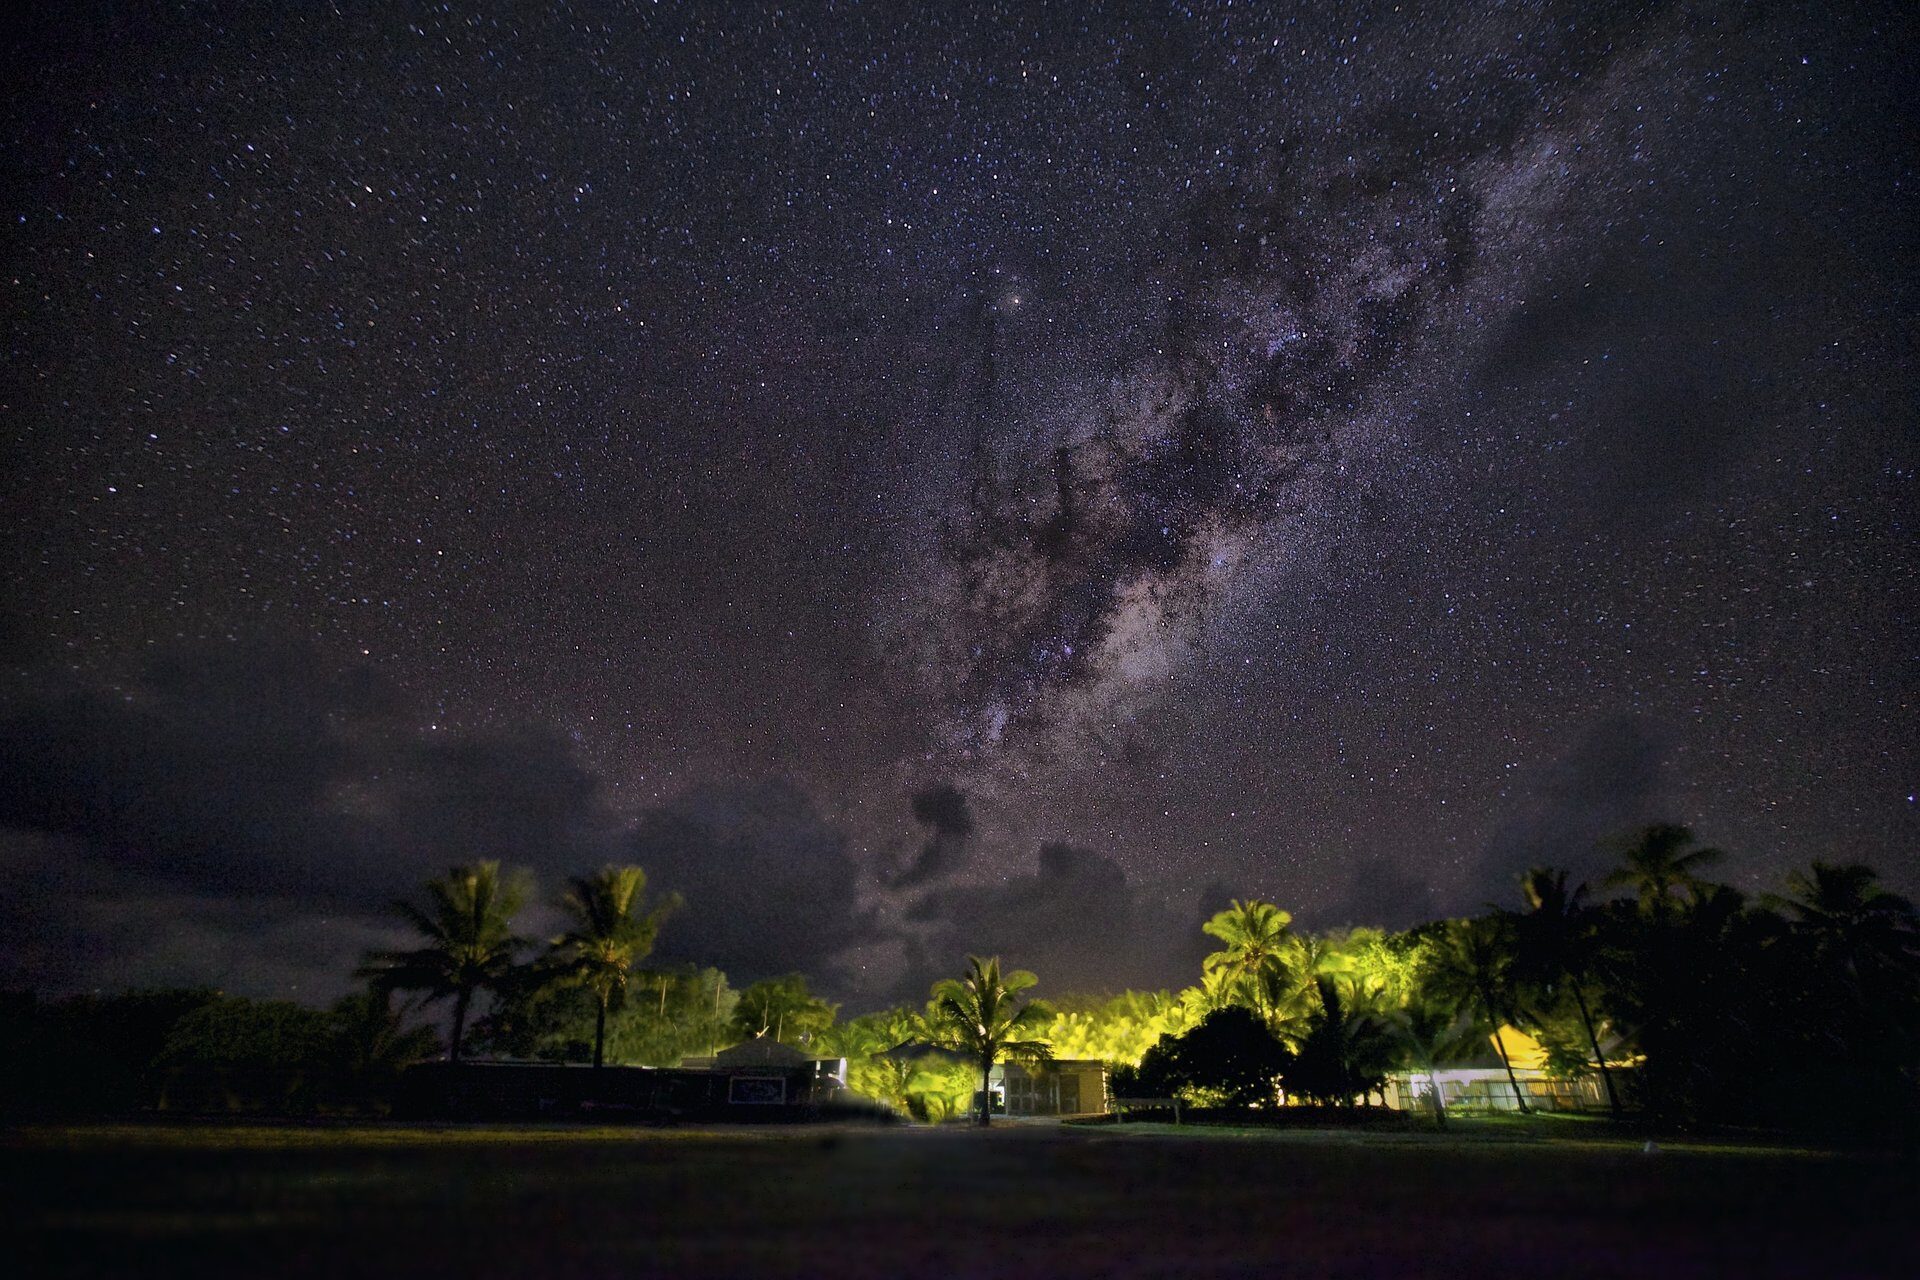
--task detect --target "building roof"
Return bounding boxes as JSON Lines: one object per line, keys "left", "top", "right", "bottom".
{"left": 712, "top": 1036, "right": 811, "bottom": 1069}
{"left": 874, "top": 1040, "right": 972, "bottom": 1066}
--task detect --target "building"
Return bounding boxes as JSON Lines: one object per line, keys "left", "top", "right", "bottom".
{"left": 394, "top": 1037, "right": 853, "bottom": 1122}
{"left": 1383, "top": 1026, "right": 1611, "bottom": 1113}
{"left": 692, "top": 1035, "right": 847, "bottom": 1106}
{"left": 987, "top": 1059, "right": 1108, "bottom": 1117}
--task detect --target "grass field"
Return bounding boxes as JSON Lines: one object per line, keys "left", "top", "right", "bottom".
{"left": 2, "top": 1119, "right": 1912, "bottom": 1278}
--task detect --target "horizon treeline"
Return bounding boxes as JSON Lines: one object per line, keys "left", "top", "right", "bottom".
{"left": 2, "top": 822, "right": 1914, "bottom": 1139}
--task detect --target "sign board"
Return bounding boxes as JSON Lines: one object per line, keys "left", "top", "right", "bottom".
{"left": 727, "top": 1075, "right": 788, "bottom": 1105}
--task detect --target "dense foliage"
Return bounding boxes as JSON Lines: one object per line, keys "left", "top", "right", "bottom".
{"left": 6, "top": 822, "right": 1912, "bottom": 1139}
{"left": 472, "top": 964, "right": 738, "bottom": 1066}
{"left": 730, "top": 973, "right": 838, "bottom": 1046}
{"left": 1134, "top": 1007, "right": 1291, "bottom": 1106}
{"left": 0, "top": 988, "right": 437, "bottom": 1117}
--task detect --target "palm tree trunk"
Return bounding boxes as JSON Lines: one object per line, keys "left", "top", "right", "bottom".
{"left": 979, "top": 1056, "right": 994, "bottom": 1128}
{"left": 1427, "top": 1064, "right": 1448, "bottom": 1129}
{"left": 450, "top": 987, "right": 472, "bottom": 1064}
{"left": 1479, "top": 983, "right": 1528, "bottom": 1114}
{"left": 1569, "top": 977, "right": 1620, "bottom": 1119}
{"left": 593, "top": 996, "right": 608, "bottom": 1069}
{"left": 1488, "top": 1025, "right": 1529, "bottom": 1113}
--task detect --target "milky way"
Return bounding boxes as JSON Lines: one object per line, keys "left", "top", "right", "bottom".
{"left": 895, "top": 25, "right": 1666, "bottom": 767}
{"left": 2, "top": 2, "right": 1913, "bottom": 1002}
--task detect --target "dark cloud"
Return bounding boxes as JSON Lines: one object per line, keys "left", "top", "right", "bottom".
{"left": 0, "top": 641, "right": 626, "bottom": 904}
{"left": 377, "top": 729, "right": 612, "bottom": 882}
{"left": 0, "top": 642, "right": 910, "bottom": 999}
{"left": 0, "top": 640, "right": 627, "bottom": 995}
{"left": 910, "top": 782, "right": 973, "bottom": 838}
{"left": 1312, "top": 856, "right": 1448, "bottom": 933}
{"left": 0, "top": 641, "right": 391, "bottom": 901}
{"left": 1478, "top": 715, "right": 1673, "bottom": 894}
{"left": 882, "top": 781, "right": 974, "bottom": 891}
{"left": 629, "top": 779, "right": 882, "bottom": 985}
{"left": 897, "top": 842, "right": 1211, "bottom": 999}
{"left": 0, "top": 830, "right": 403, "bottom": 999}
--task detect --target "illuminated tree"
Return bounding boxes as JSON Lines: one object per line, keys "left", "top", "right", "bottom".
{"left": 1201, "top": 899, "right": 1296, "bottom": 1026}
{"left": 899, "top": 1055, "right": 982, "bottom": 1122}
{"left": 817, "top": 1007, "right": 940, "bottom": 1114}
{"left": 835, "top": 1023, "right": 979, "bottom": 1122}
{"left": 550, "top": 865, "right": 679, "bottom": 1068}
{"left": 929, "top": 956, "right": 1053, "bottom": 1127}
{"left": 730, "top": 973, "right": 838, "bottom": 1046}
{"left": 1185, "top": 965, "right": 1255, "bottom": 1017}
{"left": 1045, "top": 990, "right": 1193, "bottom": 1066}
{"left": 360, "top": 861, "right": 531, "bottom": 1063}
{"left": 818, "top": 1006, "right": 926, "bottom": 1059}
{"left": 1318, "top": 928, "right": 1397, "bottom": 1004}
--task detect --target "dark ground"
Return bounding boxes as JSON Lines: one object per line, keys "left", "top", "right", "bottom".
{"left": 1, "top": 1120, "right": 1913, "bottom": 1278}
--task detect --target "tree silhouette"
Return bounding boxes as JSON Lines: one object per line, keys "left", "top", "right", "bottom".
{"left": 1418, "top": 916, "right": 1530, "bottom": 1112}
{"left": 1287, "top": 976, "right": 1398, "bottom": 1106}
{"left": 1509, "top": 867, "right": 1621, "bottom": 1118}
{"left": 1137, "top": 1005, "right": 1290, "bottom": 1107}
{"left": 1604, "top": 824, "right": 1725, "bottom": 920}
{"left": 360, "top": 861, "right": 531, "bottom": 1063}
{"left": 1390, "top": 996, "right": 1481, "bottom": 1128}
{"left": 1770, "top": 861, "right": 1920, "bottom": 1000}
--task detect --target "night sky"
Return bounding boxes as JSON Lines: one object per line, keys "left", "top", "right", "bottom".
{"left": 3, "top": 2, "right": 1914, "bottom": 1006}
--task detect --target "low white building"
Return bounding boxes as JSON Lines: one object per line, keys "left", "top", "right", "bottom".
{"left": 1385, "top": 1025, "right": 1611, "bottom": 1113}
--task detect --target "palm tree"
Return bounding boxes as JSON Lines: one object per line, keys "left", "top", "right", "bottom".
{"left": 1768, "top": 862, "right": 1920, "bottom": 1001}
{"left": 550, "top": 865, "right": 679, "bottom": 1068}
{"left": 1201, "top": 899, "right": 1295, "bottom": 1024}
{"left": 1282, "top": 932, "right": 1344, "bottom": 1015}
{"left": 1604, "top": 824, "right": 1725, "bottom": 919}
{"left": 1188, "top": 964, "right": 1253, "bottom": 1016}
{"left": 928, "top": 956, "right": 1054, "bottom": 1127}
{"left": 1419, "top": 916, "right": 1530, "bottom": 1113}
{"left": 1391, "top": 997, "right": 1481, "bottom": 1129}
{"left": 359, "top": 861, "right": 531, "bottom": 1063}
{"left": 1289, "top": 976, "right": 1400, "bottom": 1107}
{"left": 1510, "top": 867, "right": 1622, "bottom": 1118}
{"left": 822, "top": 1007, "right": 935, "bottom": 1115}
